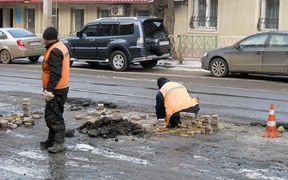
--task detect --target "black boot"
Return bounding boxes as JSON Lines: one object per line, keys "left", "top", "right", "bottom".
{"left": 48, "top": 143, "right": 66, "bottom": 153}
{"left": 48, "top": 130, "right": 66, "bottom": 153}
{"left": 40, "top": 140, "right": 54, "bottom": 148}
{"left": 168, "top": 122, "right": 178, "bottom": 129}
{"left": 40, "top": 129, "right": 55, "bottom": 148}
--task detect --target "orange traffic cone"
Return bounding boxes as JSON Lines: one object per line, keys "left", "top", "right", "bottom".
{"left": 262, "top": 104, "right": 279, "bottom": 138}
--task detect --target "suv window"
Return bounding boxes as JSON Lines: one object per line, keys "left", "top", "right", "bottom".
{"left": 99, "top": 24, "right": 119, "bottom": 36}
{"left": 119, "top": 23, "right": 134, "bottom": 35}
{"left": 82, "top": 24, "right": 99, "bottom": 37}
{"left": 143, "top": 21, "right": 165, "bottom": 36}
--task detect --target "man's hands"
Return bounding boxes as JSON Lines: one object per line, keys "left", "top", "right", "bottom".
{"left": 44, "top": 90, "right": 54, "bottom": 101}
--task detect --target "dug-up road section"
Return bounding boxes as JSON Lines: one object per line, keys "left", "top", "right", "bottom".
{"left": 0, "top": 90, "right": 288, "bottom": 180}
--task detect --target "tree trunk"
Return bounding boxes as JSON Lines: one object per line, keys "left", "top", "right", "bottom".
{"left": 149, "top": 0, "right": 178, "bottom": 60}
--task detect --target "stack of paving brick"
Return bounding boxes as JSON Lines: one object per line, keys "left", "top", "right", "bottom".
{"left": 198, "top": 114, "right": 220, "bottom": 134}
{"left": 199, "top": 115, "right": 214, "bottom": 135}
{"left": 22, "top": 98, "right": 30, "bottom": 117}
{"left": 179, "top": 112, "right": 197, "bottom": 137}
{"left": 211, "top": 114, "right": 220, "bottom": 132}
{"left": 140, "top": 112, "right": 221, "bottom": 137}
{"left": 154, "top": 119, "right": 167, "bottom": 135}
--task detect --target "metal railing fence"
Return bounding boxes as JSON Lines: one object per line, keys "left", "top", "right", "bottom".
{"left": 170, "top": 35, "right": 245, "bottom": 62}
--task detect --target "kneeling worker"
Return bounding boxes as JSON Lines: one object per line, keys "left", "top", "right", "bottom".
{"left": 155, "top": 77, "right": 200, "bottom": 128}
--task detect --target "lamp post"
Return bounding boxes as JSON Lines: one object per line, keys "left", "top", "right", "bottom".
{"left": 43, "top": 0, "right": 52, "bottom": 31}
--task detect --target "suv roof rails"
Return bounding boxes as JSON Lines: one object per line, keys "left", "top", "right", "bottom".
{"left": 88, "top": 16, "right": 160, "bottom": 23}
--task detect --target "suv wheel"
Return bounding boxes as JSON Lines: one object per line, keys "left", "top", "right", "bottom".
{"left": 140, "top": 60, "right": 158, "bottom": 69}
{"left": 210, "top": 58, "right": 229, "bottom": 77}
{"left": 110, "top": 50, "right": 129, "bottom": 71}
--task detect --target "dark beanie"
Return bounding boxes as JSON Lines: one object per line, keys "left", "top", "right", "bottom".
{"left": 157, "top": 77, "right": 169, "bottom": 89}
{"left": 43, "top": 27, "right": 58, "bottom": 40}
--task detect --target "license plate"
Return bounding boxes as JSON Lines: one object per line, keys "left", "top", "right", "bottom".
{"left": 30, "top": 42, "right": 41, "bottom": 46}
{"left": 159, "top": 41, "right": 169, "bottom": 46}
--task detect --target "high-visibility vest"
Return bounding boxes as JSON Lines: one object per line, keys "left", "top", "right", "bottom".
{"left": 160, "top": 82, "right": 199, "bottom": 125}
{"left": 42, "top": 41, "right": 70, "bottom": 90}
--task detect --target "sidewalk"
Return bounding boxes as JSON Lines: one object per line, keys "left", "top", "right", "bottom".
{"left": 157, "top": 58, "right": 204, "bottom": 71}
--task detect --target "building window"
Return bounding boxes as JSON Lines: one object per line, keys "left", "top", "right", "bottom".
{"left": 52, "top": 8, "right": 59, "bottom": 31}
{"left": 135, "top": 9, "right": 150, "bottom": 16}
{"left": 71, "top": 8, "right": 84, "bottom": 33}
{"left": 25, "top": 8, "right": 35, "bottom": 32}
{"left": 190, "top": 0, "right": 218, "bottom": 29}
{"left": 98, "top": 7, "right": 110, "bottom": 18}
{"left": 258, "top": 0, "right": 279, "bottom": 31}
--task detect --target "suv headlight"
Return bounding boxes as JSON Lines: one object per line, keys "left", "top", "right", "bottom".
{"left": 203, "top": 52, "right": 208, "bottom": 57}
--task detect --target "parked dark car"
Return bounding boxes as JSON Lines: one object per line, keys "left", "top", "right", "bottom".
{"left": 0, "top": 28, "right": 45, "bottom": 64}
{"left": 201, "top": 31, "right": 288, "bottom": 77}
{"left": 61, "top": 17, "right": 171, "bottom": 71}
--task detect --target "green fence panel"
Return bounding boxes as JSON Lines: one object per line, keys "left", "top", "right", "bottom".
{"left": 175, "top": 35, "right": 218, "bottom": 60}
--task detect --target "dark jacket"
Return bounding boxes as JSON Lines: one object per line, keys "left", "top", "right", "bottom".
{"left": 44, "top": 40, "right": 69, "bottom": 95}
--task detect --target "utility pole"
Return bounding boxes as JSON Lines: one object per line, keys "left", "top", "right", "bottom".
{"left": 42, "top": 0, "right": 52, "bottom": 31}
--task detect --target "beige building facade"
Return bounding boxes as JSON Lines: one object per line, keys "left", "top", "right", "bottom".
{"left": 176, "top": 0, "right": 288, "bottom": 36}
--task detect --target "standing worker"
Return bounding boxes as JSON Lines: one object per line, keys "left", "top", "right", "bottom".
{"left": 41, "top": 27, "right": 70, "bottom": 153}
{"left": 155, "top": 77, "right": 200, "bottom": 128}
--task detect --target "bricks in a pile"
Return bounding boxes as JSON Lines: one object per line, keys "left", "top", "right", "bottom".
{"left": 156, "top": 112, "right": 219, "bottom": 137}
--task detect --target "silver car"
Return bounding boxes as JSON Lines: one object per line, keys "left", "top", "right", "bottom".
{"left": 0, "top": 28, "right": 45, "bottom": 64}
{"left": 201, "top": 31, "right": 288, "bottom": 77}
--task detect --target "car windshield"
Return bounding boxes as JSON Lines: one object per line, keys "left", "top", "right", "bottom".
{"left": 8, "top": 29, "right": 36, "bottom": 38}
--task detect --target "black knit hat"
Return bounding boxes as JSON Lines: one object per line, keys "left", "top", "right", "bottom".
{"left": 43, "top": 27, "right": 58, "bottom": 40}
{"left": 157, "top": 77, "right": 169, "bottom": 89}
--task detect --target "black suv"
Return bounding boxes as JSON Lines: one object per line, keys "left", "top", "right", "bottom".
{"left": 61, "top": 17, "right": 171, "bottom": 71}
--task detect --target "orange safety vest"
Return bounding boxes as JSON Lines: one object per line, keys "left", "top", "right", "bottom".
{"left": 160, "top": 82, "right": 199, "bottom": 125}
{"left": 42, "top": 41, "right": 70, "bottom": 90}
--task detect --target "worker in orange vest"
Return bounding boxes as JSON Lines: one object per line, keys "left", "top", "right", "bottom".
{"left": 156, "top": 77, "right": 200, "bottom": 128}
{"left": 41, "top": 27, "right": 70, "bottom": 153}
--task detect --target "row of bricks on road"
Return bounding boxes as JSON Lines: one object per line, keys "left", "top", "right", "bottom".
{"left": 0, "top": 98, "right": 220, "bottom": 137}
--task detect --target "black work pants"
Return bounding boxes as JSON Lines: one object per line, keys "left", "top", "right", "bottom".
{"left": 170, "top": 104, "right": 200, "bottom": 125}
{"left": 44, "top": 94, "right": 67, "bottom": 144}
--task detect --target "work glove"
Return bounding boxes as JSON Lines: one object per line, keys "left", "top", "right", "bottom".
{"left": 196, "top": 97, "right": 200, "bottom": 103}
{"left": 44, "top": 90, "right": 55, "bottom": 101}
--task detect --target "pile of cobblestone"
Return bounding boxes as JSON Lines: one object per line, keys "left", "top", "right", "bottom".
{"left": 0, "top": 98, "right": 42, "bottom": 129}
{"left": 154, "top": 112, "right": 220, "bottom": 137}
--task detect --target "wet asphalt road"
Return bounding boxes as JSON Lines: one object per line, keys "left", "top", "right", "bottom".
{"left": 1, "top": 59, "right": 288, "bottom": 124}
{"left": 0, "top": 59, "right": 288, "bottom": 179}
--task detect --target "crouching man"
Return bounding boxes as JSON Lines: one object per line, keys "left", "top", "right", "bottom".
{"left": 155, "top": 77, "right": 200, "bottom": 128}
